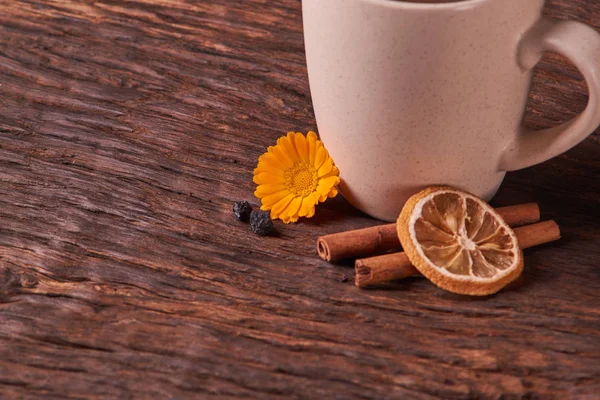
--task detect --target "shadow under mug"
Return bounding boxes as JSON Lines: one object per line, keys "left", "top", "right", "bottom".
{"left": 303, "top": 0, "right": 600, "bottom": 221}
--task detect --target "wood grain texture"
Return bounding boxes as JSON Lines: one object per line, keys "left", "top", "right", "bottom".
{"left": 0, "top": 0, "right": 598, "bottom": 399}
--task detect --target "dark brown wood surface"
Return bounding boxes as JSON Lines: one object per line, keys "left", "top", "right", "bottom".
{"left": 0, "top": 1, "right": 598, "bottom": 399}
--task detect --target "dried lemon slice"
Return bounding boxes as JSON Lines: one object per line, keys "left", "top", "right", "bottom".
{"left": 397, "top": 186, "right": 524, "bottom": 296}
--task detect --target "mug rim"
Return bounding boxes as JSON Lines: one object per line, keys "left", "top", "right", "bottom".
{"left": 359, "top": 0, "right": 489, "bottom": 10}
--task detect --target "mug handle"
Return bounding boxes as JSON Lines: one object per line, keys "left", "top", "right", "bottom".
{"left": 499, "top": 18, "right": 600, "bottom": 172}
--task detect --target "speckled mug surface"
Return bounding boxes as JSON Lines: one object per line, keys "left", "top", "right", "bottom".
{"left": 303, "top": 0, "right": 600, "bottom": 221}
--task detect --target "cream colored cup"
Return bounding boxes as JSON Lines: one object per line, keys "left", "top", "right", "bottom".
{"left": 303, "top": 0, "right": 600, "bottom": 221}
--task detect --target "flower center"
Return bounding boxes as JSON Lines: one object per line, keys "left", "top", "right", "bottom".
{"left": 285, "top": 162, "right": 318, "bottom": 197}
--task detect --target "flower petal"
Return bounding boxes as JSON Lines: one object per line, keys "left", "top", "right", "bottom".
{"left": 281, "top": 196, "right": 302, "bottom": 223}
{"left": 277, "top": 133, "right": 299, "bottom": 164}
{"left": 258, "top": 148, "right": 278, "bottom": 163}
{"left": 314, "top": 146, "right": 328, "bottom": 170}
{"left": 254, "top": 184, "right": 288, "bottom": 198}
{"left": 328, "top": 187, "right": 339, "bottom": 198}
{"left": 281, "top": 212, "right": 300, "bottom": 224}
{"left": 253, "top": 172, "right": 285, "bottom": 185}
{"left": 271, "top": 144, "right": 295, "bottom": 168}
{"left": 270, "top": 193, "right": 295, "bottom": 220}
{"left": 307, "top": 131, "right": 318, "bottom": 166}
{"left": 317, "top": 176, "right": 340, "bottom": 197}
{"left": 298, "top": 195, "right": 316, "bottom": 217}
{"left": 261, "top": 190, "right": 291, "bottom": 209}
{"left": 312, "top": 192, "right": 320, "bottom": 205}
{"left": 294, "top": 132, "right": 309, "bottom": 164}
{"left": 317, "top": 157, "right": 334, "bottom": 178}
{"left": 306, "top": 206, "right": 316, "bottom": 218}
{"left": 256, "top": 153, "right": 286, "bottom": 176}
{"left": 321, "top": 165, "right": 339, "bottom": 179}
{"left": 286, "top": 215, "right": 300, "bottom": 224}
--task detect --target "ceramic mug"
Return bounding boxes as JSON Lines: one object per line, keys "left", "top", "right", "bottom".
{"left": 303, "top": 0, "right": 600, "bottom": 221}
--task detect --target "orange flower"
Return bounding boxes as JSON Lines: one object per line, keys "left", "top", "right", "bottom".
{"left": 253, "top": 132, "right": 340, "bottom": 223}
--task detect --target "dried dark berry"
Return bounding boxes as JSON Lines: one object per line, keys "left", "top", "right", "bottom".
{"left": 339, "top": 275, "right": 349, "bottom": 283}
{"left": 233, "top": 201, "right": 252, "bottom": 222}
{"left": 250, "top": 210, "right": 274, "bottom": 236}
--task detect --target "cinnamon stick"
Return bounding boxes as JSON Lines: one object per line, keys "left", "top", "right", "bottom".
{"left": 317, "top": 203, "right": 540, "bottom": 262}
{"left": 355, "top": 220, "right": 561, "bottom": 288}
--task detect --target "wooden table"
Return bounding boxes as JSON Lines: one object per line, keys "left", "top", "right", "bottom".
{"left": 1, "top": 1, "right": 598, "bottom": 398}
